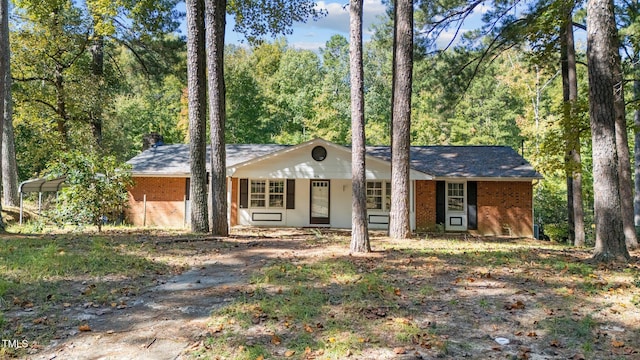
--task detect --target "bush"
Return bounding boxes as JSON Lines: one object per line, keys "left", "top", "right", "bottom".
{"left": 543, "top": 223, "right": 569, "bottom": 243}
{"left": 46, "top": 150, "right": 132, "bottom": 232}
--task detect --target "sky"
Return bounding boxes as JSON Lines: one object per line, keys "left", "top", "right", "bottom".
{"left": 234, "top": 0, "right": 389, "bottom": 51}
{"left": 177, "top": 0, "right": 489, "bottom": 52}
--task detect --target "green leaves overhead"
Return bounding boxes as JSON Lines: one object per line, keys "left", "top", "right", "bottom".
{"left": 228, "top": 0, "right": 327, "bottom": 44}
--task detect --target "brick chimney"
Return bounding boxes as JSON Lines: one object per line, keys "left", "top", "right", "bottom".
{"left": 142, "top": 132, "right": 164, "bottom": 150}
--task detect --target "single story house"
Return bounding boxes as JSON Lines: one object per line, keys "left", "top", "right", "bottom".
{"left": 125, "top": 138, "right": 542, "bottom": 237}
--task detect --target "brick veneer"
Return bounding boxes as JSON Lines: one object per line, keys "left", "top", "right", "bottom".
{"left": 415, "top": 180, "right": 437, "bottom": 230}
{"left": 414, "top": 180, "right": 533, "bottom": 237}
{"left": 126, "top": 177, "right": 187, "bottom": 227}
{"left": 477, "top": 181, "right": 533, "bottom": 237}
{"left": 230, "top": 178, "right": 238, "bottom": 226}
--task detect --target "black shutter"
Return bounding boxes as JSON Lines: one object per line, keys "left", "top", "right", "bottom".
{"left": 436, "top": 181, "right": 445, "bottom": 225}
{"left": 286, "top": 179, "right": 295, "bottom": 209}
{"left": 467, "top": 181, "right": 477, "bottom": 230}
{"left": 240, "top": 179, "right": 248, "bottom": 208}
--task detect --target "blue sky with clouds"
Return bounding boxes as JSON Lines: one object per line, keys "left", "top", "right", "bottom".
{"left": 206, "top": 0, "right": 389, "bottom": 50}
{"left": 178, "top": 1, "right": 489, "bottom": 51}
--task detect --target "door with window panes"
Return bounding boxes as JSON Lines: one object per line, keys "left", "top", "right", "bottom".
{"left": 445, "top": 182, "right": 467, "bottom": 231}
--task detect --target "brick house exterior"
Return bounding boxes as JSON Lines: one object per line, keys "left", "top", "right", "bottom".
{"left": 413, "top": 180, "right": 533, "bottom": 237}
{"left": 126, "top": 177, "right": 188, "bottom": 227}
{"left": 125, "top": 138, "right": 541, "bottom": 236}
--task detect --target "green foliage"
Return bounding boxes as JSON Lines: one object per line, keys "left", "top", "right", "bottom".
{"left": 46, "top": 151, "right": 132, "bottom": 231}
{"left": 227, "top": 0, "right": 326, "bottom": 44}
{"left": 225, "top": 45, "right": 269, "bottom": 143}
{"left": 103, "top": 41, "right": 187, "bottom": 160}
{"left": 544, "top": 223, "right": 570, "bottom": 243}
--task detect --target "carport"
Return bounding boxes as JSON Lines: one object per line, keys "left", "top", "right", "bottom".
{"left": 18, "top": 177, "right": 66, "bottom": 224}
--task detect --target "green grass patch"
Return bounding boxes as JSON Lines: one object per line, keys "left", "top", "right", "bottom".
{"left": 0, "top": 232, "right": 172, "bottom": 354}
{"left": 540, "top": 314, "right": 597, "bottom": 348}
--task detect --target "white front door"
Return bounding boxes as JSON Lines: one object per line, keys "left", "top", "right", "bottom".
{"left": 446, "top": 182, "right": 467, "bottom": 231}
{"left": 310, "top": 180, "right": 330, "bottom": 224}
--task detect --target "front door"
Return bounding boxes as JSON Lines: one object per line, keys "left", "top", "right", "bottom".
{"left": 310, "top": 180, "right": 330, "bottom": 224}
{"left": 446, "top": 181, "right": 467, "bottom": 231}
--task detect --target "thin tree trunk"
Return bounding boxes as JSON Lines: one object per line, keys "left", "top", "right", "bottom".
{"left": 613, "top": 54, "right": 639, "bottom": 249}
{"left": 349, "top": 0, "right": 370, "bottom": 253}
{"left": 54, "top": 63, "right": 70, "bottom": 144}
{"left": 1, "top": 0, "right": 17, "bottom": 208}
{"left": 0, "top": 0, "right": 7, "bottom": 230}
{"left": 186, "top": 0, "right": 209, "bottom": 232}
{"left": 205, "top": 0, "right": 228, "bottom": 236}
{"left": 388, "top": 0, "right": 412, "bottom": 239}
{"left": 586, "top": 0, "right": 629, "bottom": 262}
{"left": 89, "top": 36, "right": 104, "bottom": 146}
{"left": 634, "top": 59, "right": 640, "bottom": 229}
{"left": 561, "top": 6, "right": 585, "bottom": 247}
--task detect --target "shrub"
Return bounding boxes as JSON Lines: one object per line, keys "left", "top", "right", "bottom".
{"left": 46, "top": 150, "right": 132, "bottom": 232}
{"left": 544, "top": 223, "right": 569, "bottom": 243}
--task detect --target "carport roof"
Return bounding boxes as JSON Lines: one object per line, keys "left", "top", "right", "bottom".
{"left": 18, "top": 176, "right": 67, "bottom": 193}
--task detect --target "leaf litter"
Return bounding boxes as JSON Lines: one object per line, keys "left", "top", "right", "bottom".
{"left": 2, "top": 228, "right": 640, "bottom": 359}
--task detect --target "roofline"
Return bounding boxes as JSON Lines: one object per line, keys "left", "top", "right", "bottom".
{"left": 434, "top": 176, "right": 542, "bottom": 182}
{"left": 226, "top": 138, "right": 433, "bottom": 179}
{"left": 132, "top": 173, "right": 190, "bottom": 178}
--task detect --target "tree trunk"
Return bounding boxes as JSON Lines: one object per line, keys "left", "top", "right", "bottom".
{"left": 586, "top": 0, "right": 630, "bottom": 262}
{"left": 613, "top": 53, "right": 639, "bottom": 250}
{"left": 186, "top": 0, "right": 209, "bottom": 232}
{"left": 0, "top": 0, "right": 7, "bottom": 230}
{"left": 634, "top": 60, "right": 640, "bottom": 229}
{"left": 89, "top": 36, "right": 104, "bottom": 146}
{"left": 349, "top": 0, "right": 370, "bottom": 253}
{"left": 1, "top": 0, "right": 17, "bottom": 208}
{"left": 561, "top": 6, "right": 585, "bottom": 247}
{"left": 54, "top": 63, "right": 70, "bottom": 144}
{"left": 205, "top": 0, "right": 229, "bottom": 236}
{"left": 388, "top": 0, "right": 412, "bottom": 240}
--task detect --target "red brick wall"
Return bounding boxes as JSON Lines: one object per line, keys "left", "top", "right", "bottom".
{"left": 126, "top": 177, "right": 187, "bottom": 227}
{"left": 477, "top": 181, "right": 533, "bottom": 237}
{"left": 415, "top": 180, "right": 437, "bottom": 230}
{"left": 230, "top": 178, "right": 238, "bottom": 226}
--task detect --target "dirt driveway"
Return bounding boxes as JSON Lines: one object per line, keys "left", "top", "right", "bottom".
{"left": 27, "top": 232, "right": 310, "bottom": 360}
{"left": 15, "top": 228, "right": 640, "bottom": 360}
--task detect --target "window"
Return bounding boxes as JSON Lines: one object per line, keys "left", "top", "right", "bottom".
{"left": 385, "top": 181, "right": 391, "bottom": 210}
{"left": 367, "top": 181, "right": 392, "bottom": 210}
{"left": 366, "top": 182, "right": 382, "bottom": 209}
{"left": 250, "top": 180, "right": 285, "bottom": 208}
{"left": 447, "top": 183, "right": 464, "bottom": 211}
{"left": 269, "top": 180, "right": 285, "bottom": 208}
{"left": 251, "top": 180, "right": 266, "bottom": 207}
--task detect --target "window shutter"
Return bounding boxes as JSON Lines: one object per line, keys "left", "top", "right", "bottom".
{"left": 436, "top": 181, "right": 445, "bottom": 225}
{"left": 467, "top": 181, "right": 478, "bottom": 230}
{"left": 286, "top": 179, "right": 295, "bottom": 209}
{"left": 240, "top": 179, "right": 248, "bottom": 208}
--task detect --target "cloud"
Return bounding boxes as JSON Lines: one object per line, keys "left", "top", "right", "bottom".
{"left": 298, "top": 0, "right": 388, "bottom": 36}
{"left": 288, "top": 41, "right": 329, "bottom": 51}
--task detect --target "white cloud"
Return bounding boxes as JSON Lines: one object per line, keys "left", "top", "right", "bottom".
{"left": 472, "top": 3, "right": 491, "bottom": 16}
{"left": 288, "top": 41, "right": 328, "bottom": 51}
{"left": 298, "top": 0, "right": 388, "bottom": 36}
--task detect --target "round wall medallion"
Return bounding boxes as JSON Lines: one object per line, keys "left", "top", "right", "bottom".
{"left": 311, "top": 146, "right": 327, "bottom": 161}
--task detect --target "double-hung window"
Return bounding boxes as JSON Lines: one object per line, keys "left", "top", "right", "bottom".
{"left": 250, "top": 180, "right": 285, "bottom": 208}
{"left": 366, "top": 181, "right": 391, "bottom": 210}
{"left": 269, "top": 180, "right": 285, "bottom": 208}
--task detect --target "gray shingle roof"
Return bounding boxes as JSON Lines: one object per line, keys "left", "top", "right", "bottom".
{"left": 127, "top": 143, "right": 541, "bottom": 179}
{"left": 365, "top": 145, "right": 541, "bottom": 179}
{"left": 126, "top": 144, "right": 289, "bottom": 175}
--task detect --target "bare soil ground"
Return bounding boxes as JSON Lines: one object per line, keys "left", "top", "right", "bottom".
{"left": 3, "top": 228, "right": 640, "bottom": 360}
